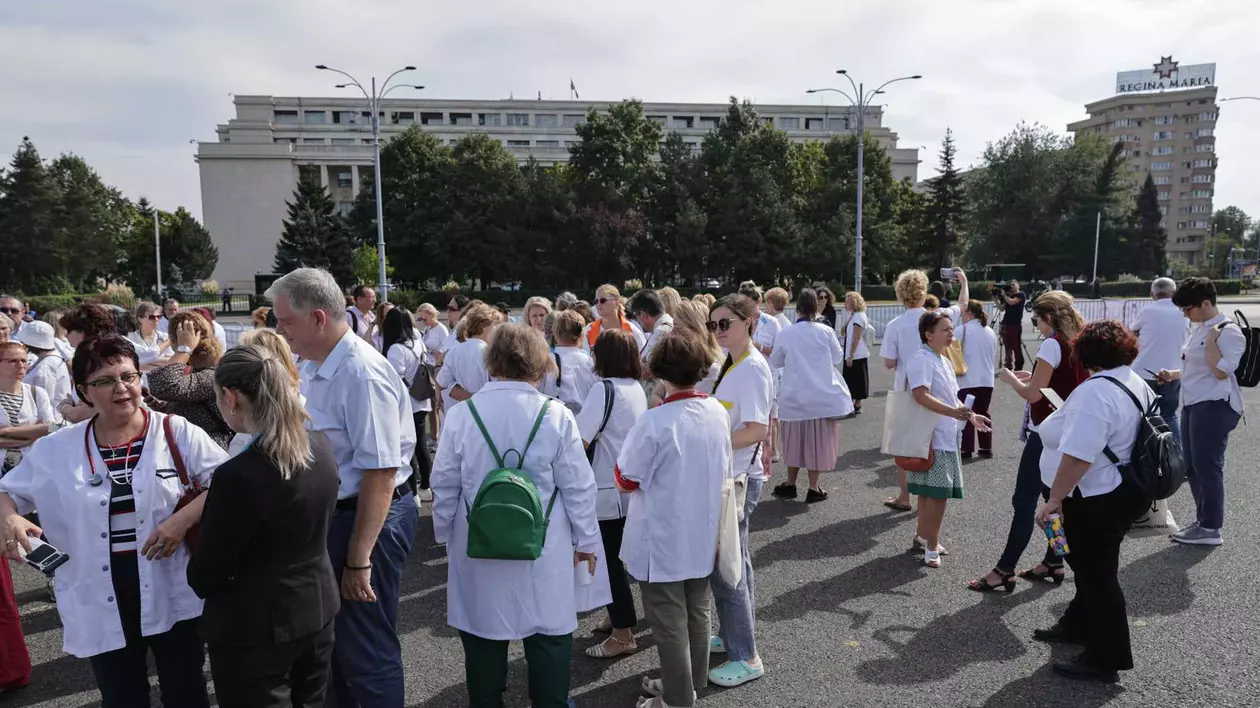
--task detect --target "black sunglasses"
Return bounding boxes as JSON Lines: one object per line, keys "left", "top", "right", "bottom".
{"left": 596, "top": 297, "right": 613, "bottom": 305}
{"left": 706, "top": 317, "right": 746, "bottom": 333}
{"left": 0, "top": 308, "right": 19, "bottom": 314}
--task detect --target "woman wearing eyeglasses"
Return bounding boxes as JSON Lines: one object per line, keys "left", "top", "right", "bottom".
{"left": 126, "top": 301, "right": 172, "bottom": 369}
{"left": 147, "top": 311, "right": 232, "bottom": 450}
{"left": 0, "top": 342, "right": 56, "bottom": 474}
{"left": 581, "top": 284, "right": 646, "bottom": 354}
{"left": 0, "top": 335, "right": 228, "bottom": 708}
{"left": 816, "top": 286, "right": 839, "bottom": 330}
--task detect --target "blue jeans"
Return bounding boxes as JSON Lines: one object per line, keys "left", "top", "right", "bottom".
{"left": 327, "top": 492, "right": 418, "bottom": 708}
{"left": 1144, "top": 379, "right": 1182, "bottom": 446}
{"left": 1181, "top": 400, "right": 1240, "bottom": 530}
{"left": 996, "top": 433, "right": 1058, "bottom": 573}
{"left": 711, "top": 476, "right": 763, "bottom": 663}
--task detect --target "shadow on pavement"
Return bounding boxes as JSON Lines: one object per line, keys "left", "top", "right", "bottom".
{"left": 855, "top": 586, "right": 1054, "bottom": 685}
{"left": 756, "top": 511, "right": 906, "bottom": 568}
{"left": 761, "top": 554, "right": 924, "bottom": 624}
{"left": 977, "top": 660, "right": 1125, "bottom": 707}
{"left": 833, "top": 446, "right": 885, "bottom": 472}
{"left": 1121, "top": 544, "right": 1211, "bottom": 617}
{"left": 749, "top": 498, "right": 810, "bottom": 533}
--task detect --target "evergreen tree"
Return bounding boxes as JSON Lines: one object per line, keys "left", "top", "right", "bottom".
{"left": 0, "top": 137, "right": 65, "bottom": 292}
{"left": 1132, "top": 173, "right": 1168, "bottom": 276}
{"left": 50, "top": 154, "right": 132, "bottom": 290}
{"left": 921, "top": 129, "right": 966, "bottom": 270}
{"left": 274, "top": 176, "right": 357, "bottom": 286}
{"left": 166, "top": 208, "right": 218, "bottom": 282}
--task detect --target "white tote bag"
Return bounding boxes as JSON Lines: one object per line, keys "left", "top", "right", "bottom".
{"left": 716, "top": 478, "right": 743, "bottom": 587}
{"left": 880, "top": 383, "right": 938, "bottom": 459}
{"left": 1127, "top": 499, "right": 1180, "bottom": 539}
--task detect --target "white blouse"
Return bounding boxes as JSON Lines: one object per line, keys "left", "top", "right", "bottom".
{"left": 955, "top": 319, "right": 998, "bottom": 390}
{"left": 616, "top": 395, "right": 733, "bottom": 583}
{"left": 576, "top": 377, "right": 647, "bottom": 520}
{"left": 541, "top": 347, "right": 598, "bottom": 413}
{"left": 1181, "top": 313, "right": 1245, "bottom": 415}
{"left": 0, "top": 413, "right": 227, "bottom": 657}
{"left": 843, "top": 311, "right": 870, "bottom": 360}
{"left": 880, "top": 307, "right": 928, "bottom": 391}
{"left": 436, "top": 338, "right": 490, "bottom": 410}
{"left": 906, "top": 346, "right": 962, "bottom": 451}
{"left": 386, "top": 339, "right": 433, "bottom": 413}
{"left": 770, "top": 321, "right": 853, "bottom": 421}
{"left": 24, "top": 355, "right": 72, "bottom": 418}
{"left": 712, "top": 349, "right": 774, "bottom": 479}
{"left": 126, "top": 330, "right": 171, "bottom": 367}
{"left": 430, "top": 382, "right": 601, "bottom": 640}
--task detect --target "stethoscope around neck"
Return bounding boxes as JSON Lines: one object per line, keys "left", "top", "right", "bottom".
{"left": 84, "top": 410, "right": 149, "bottom": 487}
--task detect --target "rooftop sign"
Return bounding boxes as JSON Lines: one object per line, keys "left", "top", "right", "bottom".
{"left": 1116, "top": 56, "right": 1215, "bottom": 94}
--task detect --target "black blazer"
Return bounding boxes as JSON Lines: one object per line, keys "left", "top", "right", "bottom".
{"left": 187, "top": 432, "right": 340, "bottom": 646}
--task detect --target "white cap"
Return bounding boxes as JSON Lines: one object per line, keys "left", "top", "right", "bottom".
{"left": 13, "top": 320, "right": 55, "bottom": 351}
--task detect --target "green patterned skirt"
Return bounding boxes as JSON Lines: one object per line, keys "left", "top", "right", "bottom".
{"left": 907, "top": 448, "right": 964, "bottom": 500}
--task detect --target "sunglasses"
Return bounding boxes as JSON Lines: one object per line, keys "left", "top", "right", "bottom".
{"left": 706, "top": 318, "right": 745, "bottom": 333}
{"left": 446, "top": 306, "right": 460, "bottom": 312}
{"left": 596, "top": 298, "right": 613, "bottom": 305}
{"left": 144, "top": 314, "right": 161, "bottom": 321}
{"left": 0, "top": 308, "right": 20, "bottom": 314}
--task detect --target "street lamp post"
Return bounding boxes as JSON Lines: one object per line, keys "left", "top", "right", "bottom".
{"left": 316, "top": 64, "right": 423, "bottom": 300}
{"left": 808, "top": 71, "right": 921, "bottom": 293}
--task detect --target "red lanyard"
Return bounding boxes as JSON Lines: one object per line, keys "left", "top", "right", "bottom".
{"left": 662, "top": 390, "right": 708, "bottom": 404}
{"left": 85, "top": 409, "right": 149, "bottom": 486}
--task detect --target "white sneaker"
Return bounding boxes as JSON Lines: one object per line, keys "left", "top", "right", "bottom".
{"left": 419, "top": 488, "right": 434, "bottom": 502}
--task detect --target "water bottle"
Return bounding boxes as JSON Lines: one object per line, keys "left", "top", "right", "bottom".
{"left": 1044, "top": 513, "right": 1070, "bottom": 556}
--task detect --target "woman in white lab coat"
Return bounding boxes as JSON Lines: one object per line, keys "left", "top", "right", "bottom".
{"left": 0, "top": 335, "right": 228, "bottom": 708}
{"left": 431, "top": 323, "right": 602, "bottom": 707}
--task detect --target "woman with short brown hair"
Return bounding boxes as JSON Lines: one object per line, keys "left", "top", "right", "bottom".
{"left": 147, "top": 311, "right": 232, "bottom": 449}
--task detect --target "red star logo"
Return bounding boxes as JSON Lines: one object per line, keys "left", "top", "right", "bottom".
{"left": 1153, "top": 56, "right": 1179, "bottom": 79}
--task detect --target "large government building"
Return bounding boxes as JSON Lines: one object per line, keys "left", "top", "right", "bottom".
{"left": 198, "top": 95, "right": 922, "bottom": 291}
{"left": 1068, "top": 57, "right": 1219, "bottom": 266}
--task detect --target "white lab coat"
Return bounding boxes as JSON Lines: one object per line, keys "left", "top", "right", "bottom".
{"left": 430, "top": 381, "right": 604, "bottom": 640}
{"left": 0, "top": 412, "right": 227, "bottom": 657}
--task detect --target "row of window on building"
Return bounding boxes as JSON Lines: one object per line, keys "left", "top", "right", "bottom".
{"left": 273, "top": 109, "right": 855, "bottom": 132}
{"left": 1107, "top": 110, "right": 1216, "bottom": 129}
{"left": 1113, "top": 98, "right": 1215, "bottom": 112}
{"left": 1114, "top": 128, "right": 1215, "bottom": 140}
{"left": 1155, "top": 189, "right": 1213, "bottom": 200}
{"left": 1150, "top": 173, "right": 1216, "bottom": 185}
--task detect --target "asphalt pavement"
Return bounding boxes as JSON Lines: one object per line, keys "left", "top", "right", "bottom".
{"left": 10, "top": 331, "right": 1260, "bottom": 708}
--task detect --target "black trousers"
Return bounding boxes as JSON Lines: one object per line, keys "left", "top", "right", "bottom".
{"left": 1059, "top": 484, "right": 1149, "bottom": 671}
{"left": 598, "top": 517, "right": 637, "bottom": 629}
{"left": 209, "top": 620, "right": 335, "bottom": 708}
{"left": 89, "top": 554, "right": 209, "bottom": 708}
{"left": 410, "top": 410, "right": 432, "bottom": 491}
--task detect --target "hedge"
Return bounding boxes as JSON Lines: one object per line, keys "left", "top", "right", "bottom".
{"left": 24, "top": 294, "right": 82, "bottom": 314}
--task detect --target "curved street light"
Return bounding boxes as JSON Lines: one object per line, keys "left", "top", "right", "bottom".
{"left": 807, "top": 72, "right": 921, "bottom": 292}
{"left": 317, "top": 64, "right": 422, "bottom": 300}
{"left": 1221, "top": 96, "right": 1260, "bottom": 102}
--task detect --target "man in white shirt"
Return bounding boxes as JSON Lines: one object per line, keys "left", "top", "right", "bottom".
{"left": 268, "top": 268, "right": 416, "bottom": 707}
{"left": 346, "top": 285, "right": 377, "bottom": 342}
{"left": 158, "top": 298, "right": 179, "bottom": 333}
{"left": 1131, "top": 277, "right": 1189, "bottom": 444}
{"left": 628, "top": 289, "right": 674, "bottom": 363}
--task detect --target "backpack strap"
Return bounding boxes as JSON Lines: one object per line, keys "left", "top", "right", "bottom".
{"left": 554, "top": 352, "right": 562, "bottom": 388}
{"left": 347, "top": 309, "right": 359, "bottom": 335}
{"left": 1095, "top": 375, "right": 1152, "bottom": 467}
{"left": 465, "top": 400, "right": 505, "bottom": 469}
{"left": 518, "top": 399, "right": 560, "bottom": 524}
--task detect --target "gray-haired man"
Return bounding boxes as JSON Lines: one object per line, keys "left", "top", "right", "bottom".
{"left": 1131, "top": 277, "right": 1188, "bottom": 444}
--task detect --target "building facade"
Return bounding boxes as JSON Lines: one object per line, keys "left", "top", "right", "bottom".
{"left": 1068, "top": 83, "right": 1219, "bottom": 266}
{"left": 198, "top": 95, "right": 921, "bottom": 291}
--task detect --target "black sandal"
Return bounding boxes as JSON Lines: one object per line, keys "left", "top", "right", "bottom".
{"left": 967, "top": 568, "right": 1016, "bottom": 593}
{"left": 772, "top": 483, "right": 798, "bottom": 499}
{"left": 1018, "top": 563, "right": 1065, "bottom": 585}
{"left": 805, "top": 488, "right": 828, "bottom": 503}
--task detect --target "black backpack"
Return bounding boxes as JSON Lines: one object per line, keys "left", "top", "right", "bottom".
{"left": 1097, "top": 376, "right": 1186, "bottom": 501}
{"left": 1217, "top": 310, "right": 1260, "bottom": 388}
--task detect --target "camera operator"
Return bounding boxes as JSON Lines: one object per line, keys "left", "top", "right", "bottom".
{"left": 998, "top": 280, "right": 1027, "bottom": 370}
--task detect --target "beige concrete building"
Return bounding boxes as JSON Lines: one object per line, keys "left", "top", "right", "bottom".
{"left": 198, "top": 95, "right": 921, "bottom": 291}
{"left": 1068, "top": 85, "right": 1219, "bottom": 266}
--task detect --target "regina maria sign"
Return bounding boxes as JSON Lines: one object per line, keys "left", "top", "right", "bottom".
{"left": 1116, "top": 57, "right": 1216, "bottom": 94}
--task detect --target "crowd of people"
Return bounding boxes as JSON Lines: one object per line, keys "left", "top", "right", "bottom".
{"left": 0, "top": 268, "right": 1245, "bottom": 705}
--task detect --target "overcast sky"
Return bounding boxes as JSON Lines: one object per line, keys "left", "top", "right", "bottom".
{"left": 3, "top": 0, "right": 1257, "bottom": 224}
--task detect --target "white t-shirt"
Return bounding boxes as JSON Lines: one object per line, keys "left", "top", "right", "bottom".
{"left": 906, "top": 346, "right": 962, "bottom": 452}
{"left": 880, "top": 307, "right": 928, "bottom": 390}
{"left": 435, "top": 338, "right": 490, "bottom": 409}
{"left": 211, "top": 320, "right": 228, "bottom": 351}
{"left": 843, "top": 312, "right": 871, "bottom": 360}
{"left": 1037, "top": 366, "right": 1153, "bottom": 496}
{"left": 386, "top": 339, "right": 433, "bottom": 413}
{"left": 53, "top": 338, "right": 74, "bottom": 362}
{"left": 772, "top": 312, "right": 791, "bottom": 331}
{"left": 712, "top": 349, "right": 774, "bottom": 479}
{"left": 127, "top": 330, "right": 171, "bottom": 366}
{"left": 955, "top": 319, "right": 998, "bottom": 390}
{"left": 1131, "top": 299, "right": 1189, "bottom": 377}
{"left": 421, "top": 322, "right": 450, "bottom": 366}
{"left": 576, "top": 377, "right": 648, "bottom": 520}
{"left": 542, "top": 347, "right": 598, "bottom": 413}
{"left": 616, "top": 395, "right": 733, "bottom": 583}
{"left": 753, "top": 312, "right": 781, "bottom": 355}
{"left": 770, "top": 321, "right": 854, "bottom": 421}
{"left": 1036, "top": 337, "right": 1062, "bottom": 369}
{"left": 1181, "top": 313, "right": 1246, "bottom": 415}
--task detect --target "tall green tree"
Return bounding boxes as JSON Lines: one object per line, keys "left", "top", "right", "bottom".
{"left": 274, "top": 176, "right": 358, "bottom": 286}
{"left": 441, "top": 134, "right": 527, "bottom": 286}
{"left": 513, "top": 160, "right": 574, "bottom": 289}
{"left": 116, "top": 206, "right": 217, "bottom": 294}
{"left": 0, "top": 138, "right": 65, "bottom": 292}
{"left": 1130, "top": 173, "right": 1168, "bottom": 277}
{"left": 645, "top": 134, "right": 707, "bottom": 286}
{"left": 919, "top": 129, "right": 966, "bottom": 270}
{"left": 49, "top": 155, "right": 133, "bottom": 291}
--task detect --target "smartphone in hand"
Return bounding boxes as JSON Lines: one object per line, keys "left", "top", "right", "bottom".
{"left": 22, "top": 536, "right": 70, "bottom": 576}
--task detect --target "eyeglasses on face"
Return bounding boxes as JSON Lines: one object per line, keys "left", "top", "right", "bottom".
{"left": 0, "top": 358, "right": 26, "bottom": 366}
{"left": 706, "top": 317, "right": 745, "bottom": 333}
{"left": 84, "top": 372, "right": 142, "bottom": 389}
{"left": 0, "top": 308, "right": 20, "bottom": 315}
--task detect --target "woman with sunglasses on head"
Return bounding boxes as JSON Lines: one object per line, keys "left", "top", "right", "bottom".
{"left": 704, "top": 294, "right": 773, "bottom": 689}
{"left": 126, "top": 301, "right": 172, "bottom": 369}
{"left": 770, "top": 288, "right": 853, "bottom": 504}
{"left": 582, "top": 284, "right": 646, "bottom": 355}
{"left": 968, "top": 290, "right": 1086, "bottom": 592}
{"left": 0, "top": 335, "right": 228, "bottom": 708}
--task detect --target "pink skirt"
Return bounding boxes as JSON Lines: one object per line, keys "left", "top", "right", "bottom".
{"left": 780, "top": 418, "right": 840, "bottom": 471}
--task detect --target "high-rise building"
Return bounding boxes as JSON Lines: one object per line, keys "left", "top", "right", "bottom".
{"left": 1068, "top": 57, "right": 1219, "bottom": 266}
{"left": 198, "top": 95, "right": 921, "bottom": 291}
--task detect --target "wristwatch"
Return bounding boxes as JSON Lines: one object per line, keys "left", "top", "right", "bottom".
{"left": 176, "top": 345, "right": 193, "bottom": 354}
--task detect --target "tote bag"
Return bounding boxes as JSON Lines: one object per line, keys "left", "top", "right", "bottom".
{"left": 944, "top": 323, "right": 967, "bottom": 376}
{"left": 1127, "top": 499, "right": 1180, "bottom": 538}
{"left": 881, "top": 379, "right": 938, "bottom": 466}
{"left": 716, "top": 477, "right": 743, "bottom": 587}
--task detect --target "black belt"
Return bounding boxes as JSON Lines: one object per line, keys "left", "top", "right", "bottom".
{"left": 335, "top": 483, "right": 410, "bottom": 511}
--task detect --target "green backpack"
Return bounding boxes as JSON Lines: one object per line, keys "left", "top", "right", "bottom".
{"left": 464, "top": 398, "right": 558, "bottom": 560}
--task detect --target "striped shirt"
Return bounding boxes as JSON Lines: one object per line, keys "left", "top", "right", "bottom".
{"left": 0, "top": 390, "right": 24, "bottom": 473}
{"left": 101, "top": 432, "right": 146, "bottom": 554}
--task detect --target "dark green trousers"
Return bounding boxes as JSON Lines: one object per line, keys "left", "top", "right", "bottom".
{"left": 459, "top": 631, "right": 572, "bottom": 708}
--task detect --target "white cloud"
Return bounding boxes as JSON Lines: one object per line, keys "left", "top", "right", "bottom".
{"left": 1, "top": 0, "right": 1257, "bottom": 224}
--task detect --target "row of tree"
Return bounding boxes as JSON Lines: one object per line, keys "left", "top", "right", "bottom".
{"left": 0, "top": 137, "right": 218, "bottom": 296}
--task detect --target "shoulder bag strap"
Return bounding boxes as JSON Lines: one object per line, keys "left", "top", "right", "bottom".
{"left": 162, "top": 415, "right": 197, "bottom": 492}
{"left": 465, "top": 400, "right": 505, "bottom": 469}
{"left": 590, "top": 380, "right": 615, "bottom": 448}
{"left": 554, "top": 352, "right": 562, "bottom": 388}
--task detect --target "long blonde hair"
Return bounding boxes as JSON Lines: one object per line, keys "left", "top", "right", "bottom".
{"left": 1031, "top": 291, "right": 1085, "bottom": 341}
{"left": 238, "top": 329, "right": 300, "bottom": 387}
{"left": 595, "top": 284, "right": 625, "bottom": 320}
{"left": 672, "top": 299, "right": 721, "bottom": 364}
{"left": 215, "top": 344, "right": 312, "bottom": 480}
